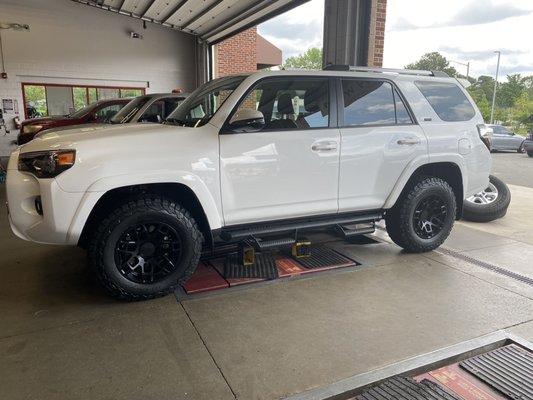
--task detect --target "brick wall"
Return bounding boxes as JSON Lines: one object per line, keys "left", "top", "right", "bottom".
{"left": 215, "top": 27, "right": 258, "bottom": 77}
{"left": 368, "top": 0, "right": 387, "bottom": 67}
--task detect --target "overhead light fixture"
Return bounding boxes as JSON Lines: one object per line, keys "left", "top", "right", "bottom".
{"left": 130, "top": 31, "right": 143, "bottom": 39}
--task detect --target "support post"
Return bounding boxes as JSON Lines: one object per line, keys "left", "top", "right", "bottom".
{"left": 322, "top": 0, "right": 373, "bottom": 68}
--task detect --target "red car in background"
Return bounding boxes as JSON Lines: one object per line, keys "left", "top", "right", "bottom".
{"left": 18, "top": 98, "right": 129, "bottom": 145}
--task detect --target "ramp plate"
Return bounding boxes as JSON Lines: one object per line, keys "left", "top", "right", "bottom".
{"left": 293, "top": 245, "right": 356, "bottom": 269}
{"left": 223, "top": 252, "right": 279, "bottom": 280}
{"left": 356, "top": 377, "right": 462, "bottom": 400}
{"left": 459, "top": 344, "right": 533, "bottom": 399}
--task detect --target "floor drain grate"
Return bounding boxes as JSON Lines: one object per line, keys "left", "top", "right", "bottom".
{"left": 438, "top": 247, "right": 533, "bottom": 287}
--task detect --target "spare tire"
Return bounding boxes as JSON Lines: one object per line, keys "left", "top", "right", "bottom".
{"left": 462, "top": 175, "right": 511, "bottom": 222}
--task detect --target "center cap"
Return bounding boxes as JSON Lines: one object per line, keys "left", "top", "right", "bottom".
{"left": 140, "top": 242, "right": 156, "bottom": 257}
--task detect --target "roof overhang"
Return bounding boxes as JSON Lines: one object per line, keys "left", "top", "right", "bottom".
{"left": 71, "top": 0, "right": 310, "bottom": 44}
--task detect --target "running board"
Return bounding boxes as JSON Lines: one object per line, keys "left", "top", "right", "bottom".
{"left": 220, "top": 212, "right": 382, "bottom": 241}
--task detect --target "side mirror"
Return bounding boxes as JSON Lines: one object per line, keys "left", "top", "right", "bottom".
{"left": 229, "top": 109, "right": 265, "bottom": 133}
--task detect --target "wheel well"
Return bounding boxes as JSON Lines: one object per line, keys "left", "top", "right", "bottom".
{"left": 78, "top": 183, "right": 213, "bottom": 249}
{"left": 401, "top": 162, "right": 464, "bottom": 219}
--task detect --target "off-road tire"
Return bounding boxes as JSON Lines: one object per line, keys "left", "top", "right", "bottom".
{"left": 462, "top": 175, "right": 510, "bottom": 223}
{"left": 528, "top": 151, "right": 533, "bottom": 158}
{"left": 385, "top": 177, "right": 456, "bottom": 253}
{"left": 88, "top": 195, "right": 203, "bottom": 301}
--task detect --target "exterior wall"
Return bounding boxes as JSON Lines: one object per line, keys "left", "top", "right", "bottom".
{"left": 214, "top": 27, "right": 258, "bottom": 78}
{"left": 0, "top": 0, "right": 196, "bottom": 156}
{"left": 367, "top": 0, "right": 387, "bottom": 67}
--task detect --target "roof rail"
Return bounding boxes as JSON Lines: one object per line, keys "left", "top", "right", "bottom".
{"left": 323, "top": 64, "right": 449, "bottom": 78}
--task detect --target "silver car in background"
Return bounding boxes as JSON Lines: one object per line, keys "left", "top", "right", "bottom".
{"left": 489, "top": 124, "right": 526, "bottom": 153}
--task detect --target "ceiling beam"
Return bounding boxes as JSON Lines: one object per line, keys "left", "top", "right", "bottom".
{"left": 206, "top": 0, "right": 311, "bottom": 44}
{"left": 161, "top": 0, "right": 189, "bottom": 24}
{"left": 116, "top": 0, "right": 126, "bottom": 12}
{"left": 179, "top": 0, "right": 225, "bottom": 30}
{"left": 139, "top": 0, "right": 157, "bottom": 18}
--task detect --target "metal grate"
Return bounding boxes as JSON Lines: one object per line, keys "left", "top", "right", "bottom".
{"left": 355, "top": 377, "right": 462, "bottom": 400}
{"left": 223, "top": 252, "right": 279, "bottom": 280}
{"left": 460, "top": 344, "right": 533, "bottom": 400}
{"left": 293, "top": 245, "right": 357, "bottom": 269}
{"left": 438, "top": 247, "right": 533, "bottom": 287}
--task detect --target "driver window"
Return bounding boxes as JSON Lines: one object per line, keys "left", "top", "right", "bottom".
{"left": 94, "top": 103, "right": 123, "bottom": 122}
{"left": 139, "top": 101, "right": 164, "bottom": 122}
{"left": 234, "top": 78, "right": 330, "bottom": 131}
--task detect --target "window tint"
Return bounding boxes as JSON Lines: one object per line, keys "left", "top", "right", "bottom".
{"left": 341, "top": 80, "right": 396, "bottom": 126}
{"left": 415, "top": 81, "right": 475, "bottom": 121}
{"left": 234, "top": 78, "right": 329, "bottom": 131}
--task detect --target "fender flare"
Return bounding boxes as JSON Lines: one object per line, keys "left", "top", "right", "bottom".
{"left": 66, "top": 171, "right": 223, "bottom": 244}
{"left": 383, "top": 154, "right": 467, "bottom": 209}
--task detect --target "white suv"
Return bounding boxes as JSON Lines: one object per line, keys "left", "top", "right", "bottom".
{"left": 6, "top": 67, "right": 491, "bottom": 300}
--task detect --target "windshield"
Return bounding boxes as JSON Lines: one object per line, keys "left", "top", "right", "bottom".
{"left": 110, "top": 96, "right": 151, "bottom": 123}
{"left": 166, "top": 75, "right": 246, "bottom": 127}
{"left": 68, "top": 103, "right": 96, "bottom": 119}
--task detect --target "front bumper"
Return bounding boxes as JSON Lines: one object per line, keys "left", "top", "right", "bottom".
{"left": 6, "top": 150, "right": 85, "bottom": 245}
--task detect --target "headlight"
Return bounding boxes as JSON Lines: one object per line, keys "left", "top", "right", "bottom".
{"left": 22, "top": 125, "right": 43, "bottom": 134}
{"left": 18, "top": 150, "right": 76, "bottom": 178}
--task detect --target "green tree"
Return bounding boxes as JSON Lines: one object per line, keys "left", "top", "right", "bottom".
{"left": 283, "top": 47, "right": 323, "bottom": 70}
{"left": 497, "top": 74, "right": 526, "bottom": 108}
{"left": 467, "top": 86, "right": 491, "bottom": 121}
{"left": 511, "top": 92, "right": 533, "bottom": 127}
{"left": 405, "top": 52, "right": 458, "bottom": 77}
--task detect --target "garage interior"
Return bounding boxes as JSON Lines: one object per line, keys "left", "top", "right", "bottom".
{"left": 1, "top": 1, "right": 533, "bottom": 399}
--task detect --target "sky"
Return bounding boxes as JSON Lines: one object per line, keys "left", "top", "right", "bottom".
{"left": 258, "top": 0, "right": 533, "bottom": 80}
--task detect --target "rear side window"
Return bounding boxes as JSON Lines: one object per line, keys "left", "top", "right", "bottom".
{"left": 341, "top": 80, "right": 412, "bottom": 126}
{"left": 415, "top": 81, "right": 475, "bottom": 122}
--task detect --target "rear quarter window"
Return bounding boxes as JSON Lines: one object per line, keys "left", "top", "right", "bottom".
{"left": 415, "top": 81, "right": 475, "bottom": 122}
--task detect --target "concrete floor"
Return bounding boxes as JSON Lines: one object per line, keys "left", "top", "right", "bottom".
{"left": 1, "top": 181, "right": 533, "bottom": 399}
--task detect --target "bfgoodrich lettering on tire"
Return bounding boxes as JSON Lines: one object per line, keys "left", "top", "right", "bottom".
{"left": 385, "top": 177, "right": 456, "bottom": 253}
{"left": 88, "top": 195, "right": 203, "bottom": 301}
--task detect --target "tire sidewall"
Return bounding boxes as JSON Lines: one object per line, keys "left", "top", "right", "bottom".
{"left": 100, "top": 210, "right": 197, "bottom": 296}
{"left": 404, "top": 185, "right": 455, "bottom": 247}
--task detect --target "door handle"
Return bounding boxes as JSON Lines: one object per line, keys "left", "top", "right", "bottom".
{"left": 397, "top": 137, "right": 421, "bottom": 146}
{"left": 311, "top": 141, "right": 337, "bottom": 151}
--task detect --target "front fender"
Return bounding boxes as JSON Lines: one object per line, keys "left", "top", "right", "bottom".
{"left": 66, "top": 171, "right": 223, "bottom": 244}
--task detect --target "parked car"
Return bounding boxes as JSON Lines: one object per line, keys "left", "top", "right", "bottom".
{"left": 489, "top": 124, "right": 526, "bottom": 153}
{"left": 17, "top": 98, "right": 130, "bottom": 145}
{"left": 36, "top": 93, "right": 188, "bottom": 138}
{"left": 524, "top": 130, "right": 533, "bottom": 157}
{"left": 6, "top": 67, "right": 491, "bottom": 300}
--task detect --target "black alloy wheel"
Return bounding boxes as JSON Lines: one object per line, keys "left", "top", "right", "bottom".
{"left": 412, "top": 195, "right": 447, "bottom": 239}
{"left": 114, "top": 222, "right": 182, "bottom": 284}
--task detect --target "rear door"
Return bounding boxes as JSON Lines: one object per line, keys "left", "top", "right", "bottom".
{"left": 337, "top": 78, "right": 428, "bottom": 212}
{"left": 219, "top": 76, "right": 340, "bottom": 225}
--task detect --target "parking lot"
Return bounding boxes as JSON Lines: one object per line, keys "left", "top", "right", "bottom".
{"left": 2, "top": 150, "right": 533, "bottom": 399}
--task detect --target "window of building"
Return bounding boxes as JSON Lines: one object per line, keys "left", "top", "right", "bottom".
{"left": 234, "top": 78, "right": 330, "bottom": 131}
{"left": 22, "top": 84, "right": 145, "bottom": 119}
{"left": 415, "top": 81, "right": 475, "bottom": 122}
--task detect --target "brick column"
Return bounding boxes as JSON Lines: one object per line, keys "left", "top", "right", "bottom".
{"left": 367, "top": 0, "right": 387, "bottom": 67}
{"left": 214, "top": 27, "right": 258, "bottom": 78}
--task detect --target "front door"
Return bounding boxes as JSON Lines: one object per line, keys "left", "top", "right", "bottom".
{"left": 337, "top": 78, "right": 428, "bottom": 212}
{"left": 219, "top": 77, "right": 340, "bottom": 226}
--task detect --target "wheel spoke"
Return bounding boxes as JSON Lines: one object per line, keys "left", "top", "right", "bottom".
{"left": 114, "top": 221, "right": 182, "bottom": 285}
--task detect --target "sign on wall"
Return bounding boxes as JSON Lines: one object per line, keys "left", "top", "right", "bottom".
{"left": 2, "top": 98, "right": 18, "bottom": 114}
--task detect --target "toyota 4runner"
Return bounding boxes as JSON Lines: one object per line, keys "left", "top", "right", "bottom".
{"left": 6, "top": 66, "right": 492, "bottom": 300}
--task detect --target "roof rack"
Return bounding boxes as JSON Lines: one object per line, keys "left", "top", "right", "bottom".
{"left": 323, "top": 64, "right": 449, "bottom": 78}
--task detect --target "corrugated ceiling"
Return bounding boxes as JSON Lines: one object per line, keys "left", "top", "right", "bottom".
{"left": 71, "top": 0, "right": 310, "bottom": 44}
